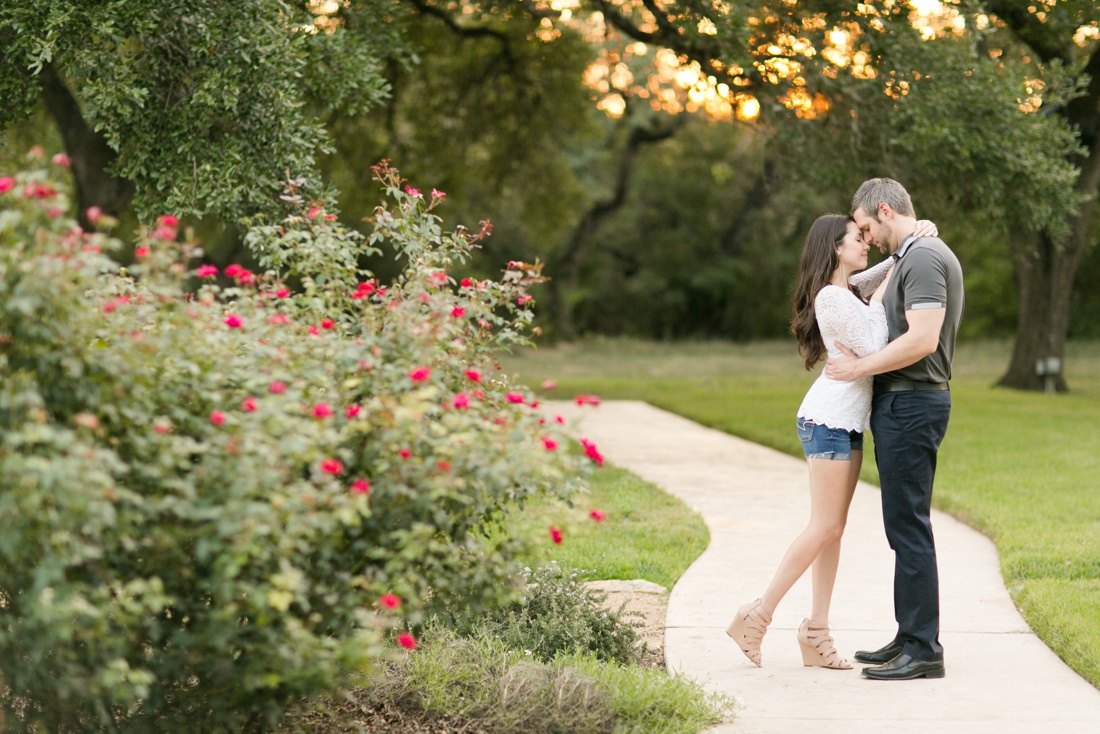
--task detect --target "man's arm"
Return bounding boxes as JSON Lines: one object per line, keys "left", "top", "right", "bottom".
{"left": 825, "top": 308, "right": 946, "bottom": 381}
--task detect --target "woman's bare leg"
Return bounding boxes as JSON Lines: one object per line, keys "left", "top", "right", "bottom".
{"left": 809, "top": 450, "right": 862, "bottom": 625}
{"left": 758, "top": 452, "right": 860, "bottom": 619}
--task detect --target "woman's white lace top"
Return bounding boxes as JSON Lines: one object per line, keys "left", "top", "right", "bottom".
{"left": 796, "top": 259, "right": 893, "bottom": 432}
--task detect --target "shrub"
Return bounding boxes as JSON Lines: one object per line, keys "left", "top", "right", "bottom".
{"left": 0, "top": 156, "right": 594, "bottom": 731}
{"left": 445, "top": 562, "right": 644, "bottom": 665}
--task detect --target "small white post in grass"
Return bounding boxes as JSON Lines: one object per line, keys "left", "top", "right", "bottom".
{"left": 1035, "top": 356, "right": 1061, "bottom": 394}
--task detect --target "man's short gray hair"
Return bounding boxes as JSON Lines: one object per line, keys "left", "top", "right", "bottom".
{"left": 850, "top": 178, "right": 915, "bottom": 220}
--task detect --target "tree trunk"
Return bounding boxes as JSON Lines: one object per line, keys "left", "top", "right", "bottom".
{"left": 719, "top": 159, "right": 776, "bottom": 258}
{"left": 997, "top": 45, "right": 1100, "bottom": 392}
{"left": 998, "top": 232, "right": 1062, "bottom": 391}
{"left": 38, "top": 63, "right": 134, "bottom": 229}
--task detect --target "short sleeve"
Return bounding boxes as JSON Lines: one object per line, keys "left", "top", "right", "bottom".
{"left": 901, "top": 243, "right": 948, "bottom": 310}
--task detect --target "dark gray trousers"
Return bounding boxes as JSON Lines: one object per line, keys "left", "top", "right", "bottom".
{"left": 870, "top": 389, "right": 952, "bottom": 662}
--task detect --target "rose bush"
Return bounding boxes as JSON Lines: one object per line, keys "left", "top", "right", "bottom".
{"left": 0, "top": 155, "right": 593, "bottom": 732}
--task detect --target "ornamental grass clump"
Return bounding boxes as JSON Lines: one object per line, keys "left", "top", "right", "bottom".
{"left": 0, "top": 157, "right": 594, "bottom": 732}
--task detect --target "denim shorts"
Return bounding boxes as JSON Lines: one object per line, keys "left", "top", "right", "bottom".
{"left": 796, "top": 418, "right": 863, "bottom": 460}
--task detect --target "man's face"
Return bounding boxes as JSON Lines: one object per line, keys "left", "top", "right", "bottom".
{"left": 852, "top": 206, "right": 894, "bottom": 255}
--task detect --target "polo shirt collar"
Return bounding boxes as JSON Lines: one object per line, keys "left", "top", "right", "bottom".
{"left": 892, "top": 233, "right": 919, "bottom": 261}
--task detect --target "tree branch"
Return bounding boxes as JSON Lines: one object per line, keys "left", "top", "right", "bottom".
{"left": 589, "top": 0, "right": 661, "bottom": 43}
{"left": 38, "top": 63, "right": 134, "bottom": 227}
{"left": 550, "top": 112, "right": 688, "bottom": 336}
{"left": 404, "top": 0, "right": 516, "bottom": 64}
{"left": 521, "top": 1, "right": 561, "bottom": 21}
{"left": 983, "top": 0, "right": 1073, "bottom": 63}
{"left": 591, "top": 0, "right": 760, "bottom": 92}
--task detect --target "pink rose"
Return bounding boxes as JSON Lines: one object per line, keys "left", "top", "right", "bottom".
{"left": 580, "top": 438, "right": 605, "bottom": 467}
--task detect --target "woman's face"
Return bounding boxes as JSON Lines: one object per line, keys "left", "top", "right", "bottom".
{"left": 836, "top": 221, "right": 869, "bottom": 273}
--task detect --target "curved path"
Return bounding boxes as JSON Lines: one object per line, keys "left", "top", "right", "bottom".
{"left": 548, "top": 400, "right": 1100, "bottom": 734}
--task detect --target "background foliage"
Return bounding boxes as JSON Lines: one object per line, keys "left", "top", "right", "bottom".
{"left": 4, "top": 1, "right": 1100, "bottom": 357}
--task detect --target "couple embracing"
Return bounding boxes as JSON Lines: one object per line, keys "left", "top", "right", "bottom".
{"left": 726, "top": 178, "right": 964, "bottom": 681}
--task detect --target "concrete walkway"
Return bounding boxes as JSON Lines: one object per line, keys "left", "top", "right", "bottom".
{"left": 548, "top": 400, "right": 1100, "bottom": 734}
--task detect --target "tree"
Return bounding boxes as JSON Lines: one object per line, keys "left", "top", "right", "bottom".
{"left": 981, "top": 1, "right": 1100, "bottom": 391}
{"left": 0, "top": 1, "right": 403, "bottom": 226}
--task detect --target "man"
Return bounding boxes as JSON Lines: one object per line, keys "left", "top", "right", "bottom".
{"left": 825, "top": 178, "right": 964, "bottom": 681}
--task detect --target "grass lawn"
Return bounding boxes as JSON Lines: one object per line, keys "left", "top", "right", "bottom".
{"left": 502, "top": 337, "right": 1100, "bottom": 688}
{"left": 508, "top": 465, "right": 709, "bottom": 591}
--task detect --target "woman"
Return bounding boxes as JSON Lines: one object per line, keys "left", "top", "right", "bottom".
{"left": 725, "top": 213, "right": 936, "bottom": 669}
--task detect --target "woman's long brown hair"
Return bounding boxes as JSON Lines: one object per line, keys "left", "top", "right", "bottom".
{"left": 790, "top": 214, "right": 857, "bottom": 371}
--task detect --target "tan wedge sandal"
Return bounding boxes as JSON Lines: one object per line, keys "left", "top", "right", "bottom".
{"left": 797, "top": 618, "right": 852, "bottom": 670}
{"left": 726, "top": 599, "right": 772, "bottom": 667}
